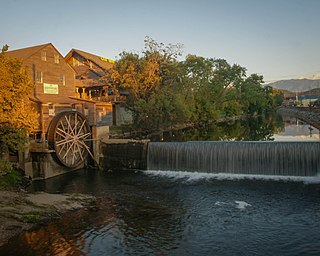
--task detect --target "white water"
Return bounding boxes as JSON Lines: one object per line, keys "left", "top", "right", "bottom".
{"left": 144, "top": 170, "right": 320, "bottom": 184}
{"left": 147, "top": 141, "right": 320, "bottom": 177}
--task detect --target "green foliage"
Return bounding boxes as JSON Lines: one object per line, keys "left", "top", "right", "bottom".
{"left": 0, "top": 159, "right": 13, "bottom": 175}
{"left": 0, "top": 159, "right": 22, "bottom": 189}
{"left": 22, "top": 211, "right": 42, "bottom": 223}
{"left": 0, "top": 126, "right": 26, "bottom": 151}
{"left": 104, "top": 38, "right": 283, "bottom": 131}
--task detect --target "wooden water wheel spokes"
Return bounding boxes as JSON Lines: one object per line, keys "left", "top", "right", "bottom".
{"left": 48, "top": 111, "right": 92, "bottom": 168}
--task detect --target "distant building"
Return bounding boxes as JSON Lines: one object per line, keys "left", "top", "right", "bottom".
{"left": 283, "top": 88, "right": 320, "bottom": 107}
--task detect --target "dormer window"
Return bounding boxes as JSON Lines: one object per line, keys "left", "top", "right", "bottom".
{"left": 41, "top": 51, "right": 46, "bottom": 61}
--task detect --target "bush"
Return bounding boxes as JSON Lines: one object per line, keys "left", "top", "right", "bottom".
{"left": 0, "top": 159, "right": 22, "bottom": 189}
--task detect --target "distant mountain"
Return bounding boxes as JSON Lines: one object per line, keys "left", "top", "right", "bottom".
{"left": 303, "top": 71, "right": 320, "bottom": 80}
{"left": 267, "top": 78, "right": 320, "bottom": 92}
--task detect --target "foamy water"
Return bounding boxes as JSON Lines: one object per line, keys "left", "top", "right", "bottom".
{"left": 144, "top": 170, "right": 320, "bottom": 184}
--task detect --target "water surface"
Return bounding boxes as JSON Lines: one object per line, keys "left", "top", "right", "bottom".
{"left": 1, "top": 113, "right": 320, "bottom": 255}
{"left": 1, "top": 170, "right": 320, "bottom": 256}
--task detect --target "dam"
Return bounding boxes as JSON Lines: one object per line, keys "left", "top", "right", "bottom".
{"left": 147, "top": 141, "right": 320, "bottom": 177}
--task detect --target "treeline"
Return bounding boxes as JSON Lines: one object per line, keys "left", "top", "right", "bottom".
{"left": 103, "top": 37, "right": 284, "bottom": 131}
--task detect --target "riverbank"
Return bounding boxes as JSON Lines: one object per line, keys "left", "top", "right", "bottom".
{"left": 0, "top": 189, "right": 96, "bottom": 246}
{"left": 278, "top": 107, "right": 320, "bottom": 129}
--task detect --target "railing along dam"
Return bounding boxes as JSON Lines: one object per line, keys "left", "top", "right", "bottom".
{"left": 147, "top": 141, "right": 320, "bottom": 176}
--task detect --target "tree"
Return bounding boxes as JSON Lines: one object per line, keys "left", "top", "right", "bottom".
{"left": 104, "top": 38, "right": 281, "bottom": 132}
{"left": 0, "top": 46, "right": 39, "bottom": 152}
{"left": 179, "top": 55, "right": 249, "bottom": 121}
{"left": 104, "top": 37, "right": 184, "bottom": 130}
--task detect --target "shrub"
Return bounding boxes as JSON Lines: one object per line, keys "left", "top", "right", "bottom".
{"left": 0, "top": 159, "right": 22, "bottom": 189}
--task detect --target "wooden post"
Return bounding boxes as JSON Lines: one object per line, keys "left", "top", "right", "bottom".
{"left": 75, "top": 87, "right": 79, "bottom": 98}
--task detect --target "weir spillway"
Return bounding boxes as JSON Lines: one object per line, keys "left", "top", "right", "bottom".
{"left": 147, "top": 141, "right": 320, "bottom": 176}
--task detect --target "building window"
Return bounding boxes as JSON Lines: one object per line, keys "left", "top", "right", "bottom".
{"left": 35, "top": 71, "right": 43, "bottom": 83}
{"left": 59, "top": 74, "right": 65, "bottom": 86}
{"left": 73, "top": 57, "right": 80, "bottom": 66}
{"left": 41, "top": 51, "right": 46, "bottom": 61}
{"left": 54, "top": 54, "right": 60, "bottom": 64}
{"left": 48, "top": 104, "right": 55, "bottom": 116}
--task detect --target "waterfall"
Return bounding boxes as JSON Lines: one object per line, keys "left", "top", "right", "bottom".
{"left": 147, "top": 141, "right": 320, "bottom": 176}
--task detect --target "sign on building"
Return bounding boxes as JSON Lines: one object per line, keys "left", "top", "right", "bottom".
{"left": 44, "top": 83, "right": 59, "bottom": 94}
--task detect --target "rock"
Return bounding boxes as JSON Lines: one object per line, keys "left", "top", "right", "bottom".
{"left": 0, "top": 190, "right": 96, "bottom": 246}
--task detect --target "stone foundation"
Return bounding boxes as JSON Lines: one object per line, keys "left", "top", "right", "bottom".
{"left": 99, "top": 139, "right": 149, "bottom": 170}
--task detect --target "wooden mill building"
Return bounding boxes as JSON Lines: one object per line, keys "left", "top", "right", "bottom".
{"left": 5, "top": 43, "right": 114, "bottom": 178}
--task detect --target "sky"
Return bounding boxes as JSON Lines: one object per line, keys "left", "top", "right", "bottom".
{"left": 1, "top": 0, "right": 320, "bottom": 83}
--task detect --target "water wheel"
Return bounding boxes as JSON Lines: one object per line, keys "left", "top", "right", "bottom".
{"left": 47, "top": 111, "right": 92, "bottom": 168}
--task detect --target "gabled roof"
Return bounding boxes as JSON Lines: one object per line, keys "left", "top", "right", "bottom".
{"left": 65, "top": 48, "right": 114, "bottom": 71}
{"left": 5, "top": 43, "right": 52, "bottom": 60}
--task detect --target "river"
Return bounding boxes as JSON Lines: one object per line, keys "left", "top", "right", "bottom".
{"left": 0, "top": 114, "right": 319, "bottom": 255}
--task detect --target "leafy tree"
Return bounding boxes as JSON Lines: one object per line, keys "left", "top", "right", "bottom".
{"left": 238, "top": 74, "right": 265, "bottom": 115}
{"left": 105, "top": 37, "right": 184, "bottom": 130}
{"left": 269, "top": 88, "right": 284, "bottom": 107}
{"left": 105, "top": 38, "right": 281, "bottom": 132}
{"left": 0, "top": 46, "right": 39, "bottom": 152}
{"left": 179, "top": 55, "right": 248, "bottom": 121}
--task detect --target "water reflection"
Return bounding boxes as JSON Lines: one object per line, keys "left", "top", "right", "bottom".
{"left": 273, "top": 115, "right": 320, "bottom": 141}
{"left": 151, "top": 114, "right": 284, "bottom": 142}
{"left": 11, "top": 171, "right": 186, "bottom": 256}
{"left": 17, "top": 222, "right": 85, "bottom": 256}
{"left": 150, "top": 113, "right": 320, "bottom": 142}
{"left": 2, "top": 170, "right": 320, "bottom": 256}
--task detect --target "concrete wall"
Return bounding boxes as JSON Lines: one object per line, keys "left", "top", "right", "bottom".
{"left": 26, "top": 151, "right": 83, "bottom": 180}
{"left": 92, "top": 126, "right": 110, "bottom": 165}
{"left": 113, "top": 103, "right": 133, "bottom": 126}
{"left": 99, "top": 140, "right": 148, "bottom": 170}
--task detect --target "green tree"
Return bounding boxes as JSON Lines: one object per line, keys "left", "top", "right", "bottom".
{"left": 105, "top": 37, "right": 184, "bottom": 130}
{"left": 105, "top": 38, "right": 280, "bottom": 132}
{"left": 179, "top": 55, "right": 248, "bottom": 121}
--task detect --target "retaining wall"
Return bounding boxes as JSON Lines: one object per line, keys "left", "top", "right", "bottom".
{"left": 99, "top": 139, "right": 149, "bottom": 170}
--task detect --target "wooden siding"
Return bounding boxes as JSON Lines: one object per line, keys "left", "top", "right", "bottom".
{"left": 22, "top": 44, "right": 75, "bottom": 103}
